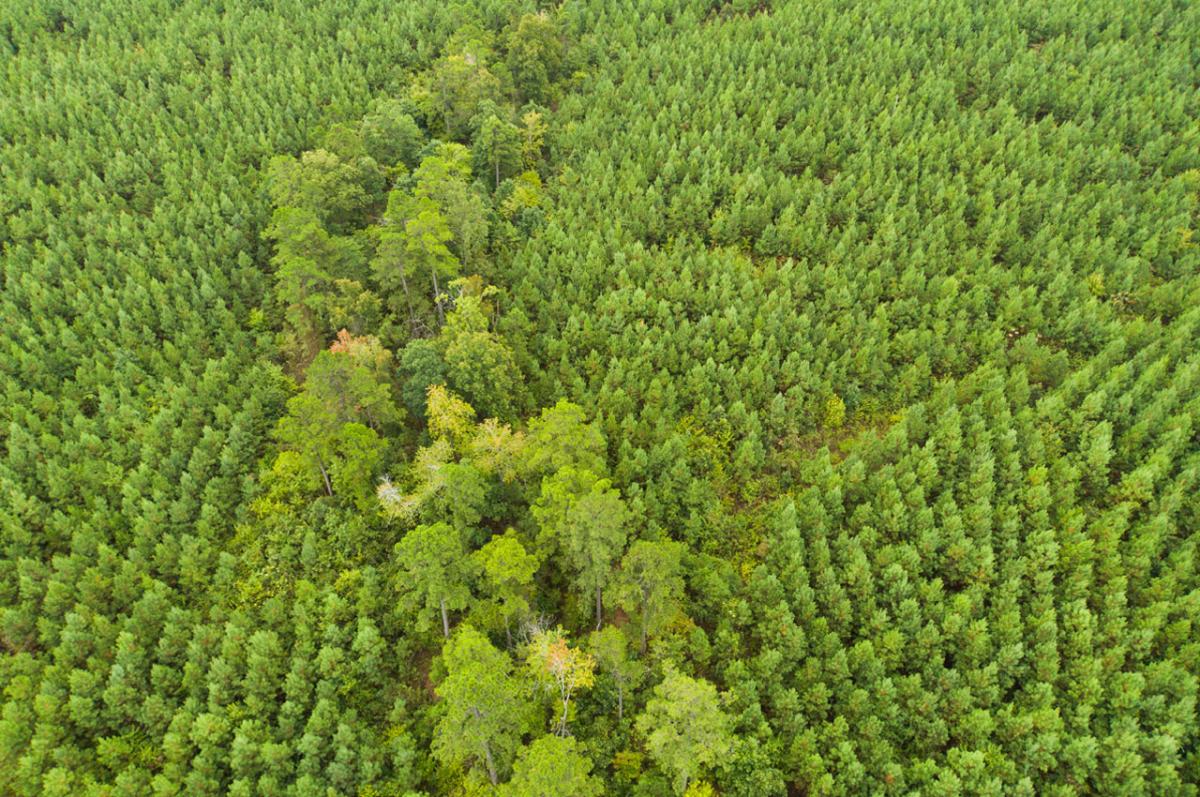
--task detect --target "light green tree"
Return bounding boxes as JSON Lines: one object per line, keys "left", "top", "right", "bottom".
{"left": 266, "top": 207, "right": 362, "bottom": 366}
{"left": 525, "top": 627, "right": 595, "bottom": 737}
{"left": 401, "top": 196, "right": 460, "bottom": 324}
{"left": 502, "top": 735, "right": 602, "bottom": 797}
{"left": 636, "top": 669, "right": 734, "bottom": 794}
{"left": 473, "top": 531, "right": 538, "bottom": 645}
{"left": 265, "top": 148, "right": 373, "bottom": 233}
{"left": 411, "top": 143, "right": 490, "bottom": 268}
{"left": 434, "top": 626, "right": 532, "bottom": 785}
{"left": 273, "top": 338, "right": 398, "bottom": 500}
{"left": 588, "top": 626, "right": 643, "bottom": 722}
{"left": 394, "top": 522, "right": 473, "bottom": 638}
{"left": 474, "top": 114, "right": 523, "bottom": 189}
{"left": 505, "top": 12, "right": 566, "bottom": 105}
{"left": 522, "top": 400, "right": 607, "bottom": 479}
{"left": 439, "top": 285, "right": 520, "bottom": 420}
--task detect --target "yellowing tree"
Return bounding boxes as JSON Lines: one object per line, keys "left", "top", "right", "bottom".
{"left": 526, "top": 627, "right": 595, "bottom": 737}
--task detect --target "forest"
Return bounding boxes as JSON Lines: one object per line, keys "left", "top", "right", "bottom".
{"left": 1, "top": 0, "right": 1198, "bottom": 794}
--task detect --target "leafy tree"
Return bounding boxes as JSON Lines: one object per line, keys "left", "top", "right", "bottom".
{"left": 371, "top": 225, "right": 422, "bottom": 330}
{"left": 266, "top": 207, "right": 363, "bottom": 366}
{"left": 525, "top": 627, "right": 596, "bottom": 737}
{"left": 522, "top": 400, "right": 608, "bottom": 479}
{"left": 519, "top": 110, "right": 548, "bottom": 169}
{"left": 439, "top": 285, "right": 522, "bottom": 420}
{"left": 505, "top": 12, "right": 566, "bottom": 104}
{"left": 392, "top": 194, "right": 461, "bottom": 325}
{"left": 411, "top": 143, "right": 490, "bottom": 269}
{"left": 426, "top": 384, "right": 477, "bottom": 449}
{"left": 274, "top": 339, "right": 398, "bottom": 499}
{"left": 502, "top": 735, "right": 602, "bottom": 797}
{"left": 266, "top": 148, "right": 374, "bottom": 234}
{"left": 394, "top": 522, "right": 473, "bottom": 638}
{"left": 589, "top": 626, "right": 643, "bottom": 721}
{"left": 474, "top": 114, "right": 523, "bottom": 190}
{"left": 396, "top": 339, "right": 447, "bottom": 421}
{"left": 533, "top": 467, "right": 629, "bottom": 628}
{"left": 636, "top": 670, "right": 734, "bottom": 794}
{"left": 473, "top": 531, "right": 538, "bottom": 644}
{"left": 360, "top": 98, "right": 423, "bottom": 169}
{"left": 434, "top": 626, "right": 532, "bottom": 785}
{"left": 415, "top": 50, "right": 503, "bottom": 140}
{"left": 618, "top": 540, "right": 687, "bottom": 654}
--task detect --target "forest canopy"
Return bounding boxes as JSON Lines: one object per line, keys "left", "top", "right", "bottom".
{"left": 1, "top": 0, "right": 1198, "bottom": 795}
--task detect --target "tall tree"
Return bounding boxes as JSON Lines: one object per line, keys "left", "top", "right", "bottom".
{"left": 434, "top": 626, "right": 532, "bottom": 785}
{"left": 618, "top": 539, "right": 687, "bottom": 654}
{"left": 411, "top": 143, "right": 490, "bottom": 269}
{"left": 588, "top": 627, "right": 643, "bottom": 722}
{"left": 266, "top": 207, "right": 362, "bottom": 367}
{"left": 400, "top": 196, "right": 460, "bottom": 325}
{"left": 533, "top": 467, "right": 629, "bottom": 628}
{"left": 525, "top": 628, "right": 595, "bottom": 737}
{"left": 502, "top": 735, "right": 603, "bottom": 797}
{"left": 474, "top": 114, "right": 523, "bottom": 190}
{"left": 473, "top": 531, "right": 538, "bottom": 644}
{"left": 394, "top": 522, "right": 473, "bottom": 638}
{"left": 438, "top": 285, "right": 521, "bottom": 420}
{"left": 273, "top": 338, "right": 398, "bottom": 499}
{"left": 636, "top": 669, "right": 734, "bottom": 795}
{"left": 265, "top": 148, "right": 375, "bottom": 234}
{"left": 505, "top": 12, "right": 566, "bottom": 105}
{"left": 522, "top": 400, "right": 608, "bottom": 479}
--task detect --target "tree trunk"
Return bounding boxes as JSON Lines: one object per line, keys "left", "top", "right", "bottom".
{"left": 315, "top": 456, "right": 333, "bottom": 497}
{"left": 482, "top": 739, "right": 498, "bottom": 786}
{"left": 557, "top": 685, "right": 573, "bottom": 736}
{"left": 431, "top": 268, "right": 445, "bottom": 325}
{"left": 617, "top": 682, "right": 624, "bottom": 721}
{"left": 399, "top": 270, "right": 417, "bottom": 328}
{"left": 469, "top": 707, "right": 500, "bottom": 785}
{"left": 494, "top": 155, "right": 500, "bottom": 190}
{"left": 641, "top": 619, "right": 649, "bottom": 655}
{"left": 440, "top": 597, "right": 451, "bottom": 639}
{"left": 595, "top": 585, "right": 604, "bottom": 630}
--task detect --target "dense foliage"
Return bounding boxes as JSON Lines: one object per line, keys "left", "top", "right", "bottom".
{"left": 2, "top": 0, "right": 1198, "bottom": 795}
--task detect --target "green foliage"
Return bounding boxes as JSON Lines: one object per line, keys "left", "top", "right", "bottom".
{"left": 439, "top": 286, "right": 523, "bottom": 420}
{"left": 473, "top": 532, "right": 538, "bottom": 638}
{"left": 394, "top": 522, "right": 473, "bottom": 638}
{"left": 474, "top": 114, "right": 524, "bottom": 190}
{"left": 636, "top": 669, "right": 735, "bottom": 795}
{"left": 533, "top": 467, "right": 630, "bottom": 627}
{"left": 266, "top": 148, "right": 377, "bottom": 235}
{"left": 433, "top": 625, "right": 534, "bottom": 785}
{"left": 274, "top": 336, "right": 399, "bottom": 501}
{"left": 361, "top": 98, "right": 424, "bottom": 170}
{"left": 502, "top": 735, "right": 603, "bottom": 797}
{"left": 589, "top": 626, "right": 644, "bottom": 722}
{"left": 618, "top": 540, "right": 687, "bottom": 654}
{"left": 5, "top": 1, "right": 1200, "bottom": 796}
{"left": 523, "top": 399, "right": 608, "bottom": 478}
{"left": 505, "top": 12, "right": 568, "bottom": 105}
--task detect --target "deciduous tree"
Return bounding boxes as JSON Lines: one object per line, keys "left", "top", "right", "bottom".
{"left": 636, "top": 669, "right": 734, "bottom": 795}
{"left": 394, "top": 522, "right": 473, "bottom": 638}
{"left": 434, "top": 626, "right": 532, "bottom": 785}
{"left": 502, "top": 735, "right": 602, "bottom": 797}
